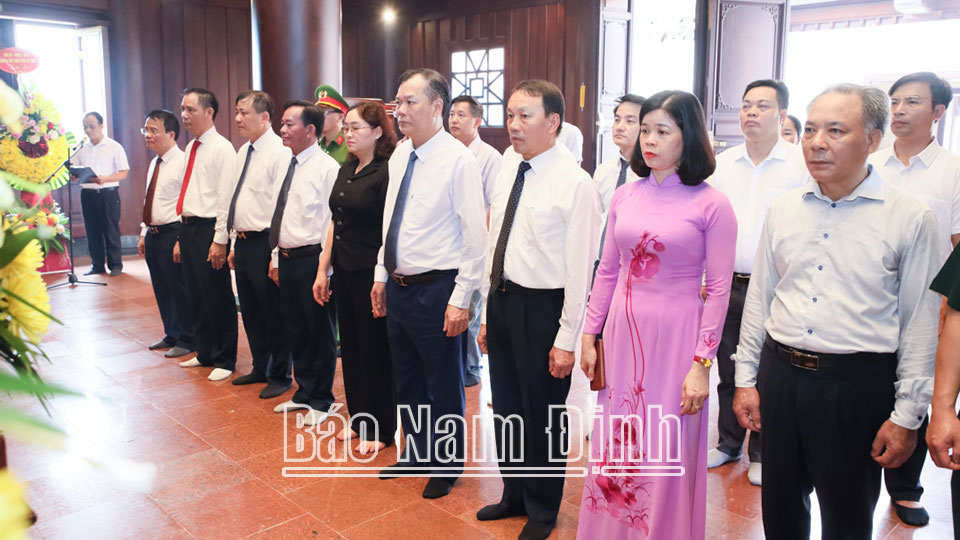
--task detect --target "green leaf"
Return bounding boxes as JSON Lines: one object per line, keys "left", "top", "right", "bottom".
{"left": 0, "top": 371, "right": 81, "bottom": 397}
{"left": 0, "top": 228, "right": 38, "bottom": 268}
{"left": 0, "top": 404, "right": 67, "bottom": 449}
{"left": 0, "top": 170, "right": 52, "bottom": 195}
{"left": 1, "top": 286, "right": 62, "bottom": 324}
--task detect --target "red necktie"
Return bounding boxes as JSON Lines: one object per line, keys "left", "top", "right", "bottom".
{"left": 142, "top": 156, "right": 161, "bottom": 225}
{"left": 176, "top": 140, "right": 201, "bottom": 215}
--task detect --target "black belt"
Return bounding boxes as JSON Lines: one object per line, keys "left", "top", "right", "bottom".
{"left": 146, "top": 222, "right": 180, "bottom": 234}
{"left": 768, "top": 334, "right": 896, "bottom": 371}
{"left": 390, "top": 269, "right": 456, "bottom": 287}
{"left": 494, "top": 280, "right": 563, "bottom": 296}
{"left": 181, "top": 216, "right": 216, "bottom": 226}
{"left": 733, "top": 273, "right": 751, "bottom": 286}
{"left": 278, "top": 243, "right": 322, "bottom": 260}
{"left": 82, "top": 187, "right": 118, "bottom": 193}
{"left": 236, "top": 229, "right": 268, "bottom": 240}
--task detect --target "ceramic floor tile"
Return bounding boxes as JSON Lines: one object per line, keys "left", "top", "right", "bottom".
{"left": 165, "top": 478, "right": 301, "bottom": 540}
{"left": 148, "top": 447, "right": 253, "bottom": 508}
{"left": 340, "top": 500, "right": 490, "bottom": 540}
{"left": 246, "top": 514, "right": 343, "bottom": 540}
{"left": 138, "top": 378, "right": 235, "bottom": 411}
{"left": 33, "top": 494, "right": 185, "bottom": 540}
{"left": 285, "top": 474, "right": 422, "bottom": 533}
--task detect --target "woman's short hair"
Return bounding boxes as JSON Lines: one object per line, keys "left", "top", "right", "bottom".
{"left": 347, "top": 101, "right": 398, "bottom": 162}
{"left": 631, "top": 90, "right": 716, "bottom": 186}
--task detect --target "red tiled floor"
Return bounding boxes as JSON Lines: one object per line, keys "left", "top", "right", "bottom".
{"left": 4, "top": 257, "right": 955, "bottom": 540}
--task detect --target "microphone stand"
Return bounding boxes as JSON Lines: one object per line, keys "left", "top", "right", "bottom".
{"left": 47, "top": 140, "right": 107, "bottom": 289}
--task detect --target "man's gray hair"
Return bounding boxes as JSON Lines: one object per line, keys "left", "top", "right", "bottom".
{"left": 809, "top": 83, "right": 889, "bottom": 135}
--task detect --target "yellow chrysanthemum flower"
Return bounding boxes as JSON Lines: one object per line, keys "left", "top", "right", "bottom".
{"left": 0, "top": 238, "right": 50, "bottom": 343}
{"left": 0, "top": 470, "right": 30, "bottom": 540}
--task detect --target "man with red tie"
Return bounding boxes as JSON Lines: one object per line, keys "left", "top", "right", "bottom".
{"left": 175, "top": 87, "right": 239, "bottom": 382}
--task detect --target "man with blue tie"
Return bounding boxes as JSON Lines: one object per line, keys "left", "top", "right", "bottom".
{"left": 372, "top": 68, "right": 487, "bottom": 500}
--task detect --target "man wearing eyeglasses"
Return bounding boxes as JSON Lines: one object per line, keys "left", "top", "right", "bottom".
{"left": 315, "top": 84, "right": 350, "bottom": 165}
{"left": 868, "top": 71, "right": 960, "bottom": 528}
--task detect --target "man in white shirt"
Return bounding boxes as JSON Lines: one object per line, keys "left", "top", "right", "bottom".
{"left": 269, "top": 101, "right": 340, "bottom": 426}
{"left": 474, "top": 80, "right": 597, "bottom": 540}
{"left": 137, "top": 109, "right": 194, "bottom": 359}
{"left": 557, "top": 121, "right": 583, "bottom": 164}
{"left": 74, "top": 111, "right": 129, "bottom": 276}
{"left": 223, "top": 90, "right": 293, "bottom": 400}
{"left": 175, "top": 88, "right": 239, "bottom": 382}
{"left": 372, "top": 69, "right": 487, "bottom": 499}
{"left": 448, "top": 94, "right": 502, "bottom": 388}
{"left": 593, "top": 94, "right": 644, "bottom": 266}
{"left": 706, "top": 80, "right": 809, "bottom": 486}
{"left": 733, "top": 84, "right": 940, "bottom": 539}
{"left": 868, "top": 71, "right": 960, "bottom": 527}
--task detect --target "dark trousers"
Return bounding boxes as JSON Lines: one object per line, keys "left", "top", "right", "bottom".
{"left": 235, "top": 233, "right": 291, "bottom": 386}
{"left": 759, "top": 338, "right": 897, "bottom": 540}
{"left": 179, "top": 220, "right": 237, "bottom": 370}
{"left": 716, "top": 279, "right": 761, "bottom": 461}
{"left": 80, "top": 188, "right": 122, "bottom": 271}
{"left": 333, "top": 265, "right": 395, "bottom": 444}
{"left": 487, "top": 287, "right": 569, "bottom": 524}
{"left": 278, "top": 252, "right": 337, "bottom": 411}
{"left": 144, "top": 226, "right": 194, "bottom": 349}
{"left": 884, "top": 416, "right": 927, "bottom": 503}
{"left": 385, "top": 272, "right": 465, "bottom": 475}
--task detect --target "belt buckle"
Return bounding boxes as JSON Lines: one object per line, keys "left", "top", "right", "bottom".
{"left": 393, "top": 274, "right": 407, "bottom": 287}
{"left": 281, "top": 249, "right": 290, "bottom": 259}
{"left": 149, "top": 226, "right": 159, "bottom": 234}
{"left": 238, "top": 231, "right": 247, "bottom": 240}
{"left": 496, "top": 280, "right": 506, "bottom": 292}
{"left": 790, "top": 349, "right": 820, "bottom": 371}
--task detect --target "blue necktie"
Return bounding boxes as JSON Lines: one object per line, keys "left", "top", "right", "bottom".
{"left": 384, "top": 150, "right": 418, "bottom": 275}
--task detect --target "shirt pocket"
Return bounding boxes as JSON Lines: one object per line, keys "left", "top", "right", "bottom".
{"left": 521, "top": 203, "right": 563, "bottom": 249}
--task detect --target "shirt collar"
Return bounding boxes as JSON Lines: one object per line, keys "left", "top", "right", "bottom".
{"left": 467, "top": 133, "right": 484, "bottom": 150}
{"left": 411, "top": 128, "right": 447, "bottom": 162}
{"left": 90, "top": 136, "right": 110, "bottom": 148}
{"left": 803, "top": 164, "right": 885, "bottom": 203}
{"left": 914, "top": 138, "right": 941, "bottom": 167}
{"left": 159, "top": 145, "right": 181, "bottom": 163}
{"left": 197, "top": 125, "right": 217, "bottom": 144}
{"left": 524, "top": 143, "right": 560, "bottom": 175}
{"left": 640, "top": 172, "right": 684, "bottom": 187}
{"left": 249, "top": 128, "right": 278, "bottom": 151}
{"left": 734, "top": 138, "right": 787, "bottom": 166}
{"left": 295, "top": 142, "right": 319, "bottom": 165}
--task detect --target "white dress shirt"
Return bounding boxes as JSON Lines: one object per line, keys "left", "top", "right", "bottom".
{"left": 708, "top": 138, "right": 809, "bottom": 274}
{"left": 140, "top": 146, "right": 185, "bottom": 236}
{"left": 593, "top": 152, "right": 640, "bottom": 255}
{"left": 374, "top": 128, "right": 488, "bottom": 310}
{"left": 231, "top": 129, "right": 292, "bottom": 233}
{"left": 734, "top": 167, "right": 941, "bottom": 430}
{"left": 179, "top": 126, "right": 237, "bottom": 244}
{"left": 557, "top": 122, "right": 584, "bottom": 164}
{"left": 275, "top": 144, "right": 339, "bottom": 251}
{"left": 74, "top": 136, "right": 129, "bottom": 190}
{"left": 481, "top": 144, "right": 599, "bottom": 351}
{"left": 869, "top": 139, "right": 960, "bottom": 262}
{"left": 467, "top": 134, "right": 502, "bottom": 211}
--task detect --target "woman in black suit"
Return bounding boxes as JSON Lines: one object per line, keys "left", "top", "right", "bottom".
{"left": 314, "top": 101, "right": 397, "bottom": 454}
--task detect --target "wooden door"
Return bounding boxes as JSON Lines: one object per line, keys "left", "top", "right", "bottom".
{"left": 703, "top": 0, "right": 789, "bottom": 151}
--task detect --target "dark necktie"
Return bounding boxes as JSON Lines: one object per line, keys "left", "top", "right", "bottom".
{"left": 142, "top": 156, "right": 162, "bottom": 225}
{"left": 176, "top": 140, "right": 201, "bottom": 215}
{"left": 226, "top": 145, "right": 255, "bottom": 232}
{"left": 384, "top": 150, "right": 418, "bottom": 275}
{"left": 597, "top": 158, "right": 629, "bottom": 257}
{"left": 490, "top": 161, "right": 532, "bottom": 288}
{"left": 268, "top": 156, "right": 298, "bottom": 249}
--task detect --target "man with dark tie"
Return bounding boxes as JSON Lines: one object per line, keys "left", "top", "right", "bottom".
{"left": 448, "top": 94, "right": 502, "bottom": 388}
{"left": 175, "top": 88, "right": 239, "bottom": 382}
{"left": 733, "top": 84, "right": 940, "bottom": 539}
{"left": 373, "top": 68, "right": 487, "bottom": 500}
{"left": 474, "top": 80, "right": 597, "bottom": 540}
{"left": 138, "top": 109, "right": 194, "bottom": 358}
{"left": 225, "top": 90, "right": 293, "bottom": 399}
{"left": 269, "top": 101, "right": 340, "bottom": 425}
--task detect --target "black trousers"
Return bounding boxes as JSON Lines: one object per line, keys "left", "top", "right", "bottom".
{"left": 716, "top": 279, "right": 761, "bottom": 461}
{"left": 179, "top": 220, "right": 237, "bottom": 370}
{"left": 487, "top": 287, "right": 569, "bottom": 523}
{"left": 144, "top": 226, "right": 194, "bottom": 349}
{"left": 759, "top": 337, "right": 897, "bottom": 540}
{"left": 278, "top": 252, "right": 337, "bottom": 411}
{"left": 385, "top": 272, "right": 465, "bottom": 475}
{"left": 883, "top": 416, "right": 927, "bottom": 503}
{"left": 333, "top": 265, "right": 395, "bottom": 444}
{"left": 80, "top": 187, "right": 122, "bottom": 271}
{"left": 235, "top": 233, "right": 291, "bottom": 386}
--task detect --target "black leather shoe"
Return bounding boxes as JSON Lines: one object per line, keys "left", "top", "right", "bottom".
{"left": 231, "top": 372, "right": 268, "bottom": 386}
{"left": 148, "top": 339, "right": 173, "bottom": 350}
{"left": 379, "top": 462, "right": 423, "bottom": 480}
{"left": 519, "top": 519, "right": 556, "bottom": 540}
{"left": 476, "top": 502, "right": 526, "bottom": 521}
{"left": 84, "top": 267, "right": 106, "bottom": 276}
{"left": 892, "top": 501, "right": 929, "bottom": 527}
{"left": 422, "top": 477, "right": 455, "bottom": 499}
{"left": 259, "top": 382, "right": 289, "bottom": 399}
{"left": 464, "top": 373, "right": 481, "bottom": 387}
{"left": 108, "top": 268, "right": 122, "bottom": 276}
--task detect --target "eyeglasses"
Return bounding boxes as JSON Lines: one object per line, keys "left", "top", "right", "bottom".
{"left": 889, "top": 96, "right": 929, "bottom": 109}
{"left": 140, "top": 128, "right": 162, "bottom": 136}
{"left": 342, "top": 125, "right": 373, "bottom": 134}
